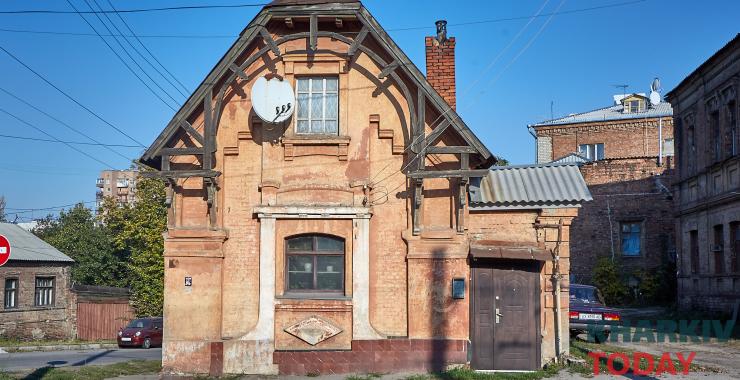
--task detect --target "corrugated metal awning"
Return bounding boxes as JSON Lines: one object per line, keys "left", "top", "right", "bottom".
{"left": 469, "top": 163, "right": 592, "bottom": 210}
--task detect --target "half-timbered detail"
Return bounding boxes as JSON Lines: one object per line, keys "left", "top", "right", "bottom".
{"left": 141, "top": 0, "right": 591, "bottom": 375}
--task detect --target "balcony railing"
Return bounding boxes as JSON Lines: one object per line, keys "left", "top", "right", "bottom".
{"left": 96, "top": 178, "right": 105, "bottom": 187}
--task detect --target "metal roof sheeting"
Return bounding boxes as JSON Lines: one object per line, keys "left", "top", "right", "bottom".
{"left": 469, "top": 163, "right": 592, "bottom": 210}
{"left": 0, "top": 223, "right": 74, "bottom": 263}
{"left": 530, "top": 101, "right": 672, "bottom": 127}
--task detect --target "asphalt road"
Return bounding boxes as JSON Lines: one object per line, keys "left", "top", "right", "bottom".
{"left": 0, "top": 347, "right": 162, "bottom": 372}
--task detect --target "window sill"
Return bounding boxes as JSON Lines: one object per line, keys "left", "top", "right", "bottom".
{"left": 282, "top": 136, "right": 350, "bottom": 161}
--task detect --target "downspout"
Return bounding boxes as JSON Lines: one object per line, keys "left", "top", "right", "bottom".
{"left": 658, "top": 117, "right": 663, "bottom": 166}
{"left": 535, "top": 219, "right": 565, "bottom": 363}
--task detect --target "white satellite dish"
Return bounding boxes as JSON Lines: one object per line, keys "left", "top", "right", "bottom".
{"left": 251, "top": 76, "right": 295, "bottom": 123}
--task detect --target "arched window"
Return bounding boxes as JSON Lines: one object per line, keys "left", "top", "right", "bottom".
{"left": 285, "top": 235, "right": 344, "bottom": 294}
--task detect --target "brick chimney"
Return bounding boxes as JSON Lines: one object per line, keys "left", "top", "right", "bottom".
{"left": 425, "top": 20, "right": 456, "bottom": 110}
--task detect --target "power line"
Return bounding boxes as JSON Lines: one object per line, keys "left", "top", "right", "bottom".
{"left": 0, "top": 106, "right": 116, "bottom": 168}
{"left": 0, "top": 86, "right": 136, "bottom": 160}
{"left": 0, "top": 44, "right": 147, "bottom": 147}
{"left": 90, "top": 0, "right": 188, "bottom": 99}
{"left": 5, "top": 201, "right": 96, "bottom": 212}
{"left": 0, "top": 3, "right": 270, "bottom": 14}
{"left": 0, "top": 133, "right": 141, "bottom": 148}
{"left": 66, "top": 0, "right": 180, "bottom": 111}
{"left": 0, "top": 27, "right": 234, "bottom": 39}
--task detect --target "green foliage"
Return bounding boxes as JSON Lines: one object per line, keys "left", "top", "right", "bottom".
{"left": 493, "top": 156, "right": 510, "bottom": 166}
{"left": 33, "top": 205, "right": 123, "bottom": 287}
{"left": 592, "top": 257, "right": 629, "bottom": 305}
{"left": 100, "top": 173, "right": 167, "bottom": 317}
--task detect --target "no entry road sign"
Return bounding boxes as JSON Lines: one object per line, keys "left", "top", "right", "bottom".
{"left": 0, "top": 235, "right": 10, "bottom": 267}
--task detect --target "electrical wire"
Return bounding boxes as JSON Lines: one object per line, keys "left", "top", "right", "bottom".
{"left": 0, "top": 106, "right": 116, "bottom": 168}
{"left": 0, "top": 133, "right": 141, "bottom": 148}
{"left": 0, "top": 44, "right": 147, "bottom": 147}
{"left": 0, "top": 3, "right": 270, "bottom": 14}
{"left": 66, "top": 0, "right": 180, "bottom": 111}
{"left": 5, "top": 201, "right": 97, "bottom": 211}
{"left": 104, "top": 0, "right": 190, "bottom": 94}
{"left": 0, "top": 86, "right": 137, "bottom": 159}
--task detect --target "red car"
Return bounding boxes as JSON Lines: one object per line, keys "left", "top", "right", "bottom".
{"left": 117, "top": 317, "right": 163, "bottom": 349}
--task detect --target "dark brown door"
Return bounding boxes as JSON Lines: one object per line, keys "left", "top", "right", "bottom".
{"left": 471, "top": 260, "right": 540, "bottom": 371}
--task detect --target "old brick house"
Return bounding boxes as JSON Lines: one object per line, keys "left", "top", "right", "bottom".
{"left": 530, "top": 88, "right": 675, "bottom": 287}
{"left": 139, "top": 0, "right": 590, "bottom": 375}
{"left": 666, "top": 34, "right": 740, "bottom": 313}
{"left": 0, "top": 223, "right": 75, "bottom": 340}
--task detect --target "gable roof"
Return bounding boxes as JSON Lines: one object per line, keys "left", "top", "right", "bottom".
{"left": 469, "top": 163, "right": 592, "bottom": 210}
{"left": 0, "top": 223, "right": 74, "bottom": 263}
{"left": 140, "top": 0, "right": 491, "bottom": 167}
{"left": 530, "top": 101, "right": 672, "bottom": 127}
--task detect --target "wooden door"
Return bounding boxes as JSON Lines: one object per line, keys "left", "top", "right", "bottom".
{"left": 471, "top": 260, "right": 540, "bottom": 371}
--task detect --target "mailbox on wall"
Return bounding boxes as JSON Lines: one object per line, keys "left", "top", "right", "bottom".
{"left": 452, "top": 278, "right": 465, "bottom": 299}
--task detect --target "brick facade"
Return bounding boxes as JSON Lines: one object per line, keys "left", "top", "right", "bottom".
{"left": 425, "top": 36, "right": 456, "bottom": 110}
{"left": 0, "top": 261, "right": 75, "bottom": 340}
{"left": 534, "top": 111, "right": 676, "bottom": 285}
{"left": 145, "top": 3, "right": 585, "bottom": 375}
{"left": 667, "top": 34, "right": 740, "bottom": 313}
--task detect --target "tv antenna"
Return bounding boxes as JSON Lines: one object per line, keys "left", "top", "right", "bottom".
{"left": 612, "top": 84, "right": 629, "bottom": 101}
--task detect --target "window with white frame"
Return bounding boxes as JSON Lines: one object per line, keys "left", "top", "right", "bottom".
{"left": 34, "top": 277, "right": 55, "bottom": 307}
{"left": 578, "top": 143, "right": 605, "bottom": 160}
{"left": 4, "top": 278, "right": 18, "bottom": 309}
{"left": 296, "top": 77, "right": 338, "bottom": 135}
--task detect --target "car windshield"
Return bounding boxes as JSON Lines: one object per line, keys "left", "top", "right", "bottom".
{"left": 571, "top": 287, "right": 602, "bottom": 304}
{"left": 126, "top": 319, "right": 149, "bottom": 328}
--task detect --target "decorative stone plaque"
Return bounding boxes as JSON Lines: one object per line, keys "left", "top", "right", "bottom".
{"left": 284, "top": 315, "right": 342, "bottom": 345}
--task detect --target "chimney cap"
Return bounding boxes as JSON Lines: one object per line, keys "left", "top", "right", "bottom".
{"left": 435, "top": 20, "right": 448, "bottom": 43}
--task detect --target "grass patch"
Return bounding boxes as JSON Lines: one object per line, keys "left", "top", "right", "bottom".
{"left": 1, "top": 360, "right": 160, "bottom": 380}
{"left": 346, "top": 373, "right": 382, "bottom": 380}
{"left": 401, "top": 363, "right": 566, "bottom": 380}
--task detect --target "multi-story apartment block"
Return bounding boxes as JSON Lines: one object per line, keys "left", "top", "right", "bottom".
{"left": 95, "top": 169, "right": 138, "bottom": 212}
{"left": 530, "top": 84, "right": 676, "bottom": 287}
{"left": 666, "top": 34, "right": 740, "bottom": 313}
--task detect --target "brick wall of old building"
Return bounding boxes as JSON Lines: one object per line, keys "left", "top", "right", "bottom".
{"left": 668, "top": 35, "right": 740, "bottom": 313}
{"left": 425, "top": 36, "right": 456, "bottom": 110}
{"left": 0, "top": 262, "right": 74, "bottom": 340}
{"left": 570, "top": 158, "right": 675, "bottom": 283}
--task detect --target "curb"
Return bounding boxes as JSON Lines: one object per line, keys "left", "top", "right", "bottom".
{"left": 2, "top": 343, "right": 119, "bottom": 352}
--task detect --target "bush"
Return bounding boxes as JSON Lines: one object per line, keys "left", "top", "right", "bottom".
{"left": 592, "top": 257, "right": 629, "bottom": 305}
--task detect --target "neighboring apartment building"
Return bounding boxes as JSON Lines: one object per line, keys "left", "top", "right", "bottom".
{"left": 137, "top": 0, "right": 591, "bottom": 375}
{"left": 0, "top": 223, "right": 75, "bottom": 340}
{"left": 666, "top": 34, "right": 740, "bottom": 313}
{"left": 530, "top": 85, "right": 675, "bottom": 285}
{"left": 95, "top": 169, "right": 138, "bottom": 212}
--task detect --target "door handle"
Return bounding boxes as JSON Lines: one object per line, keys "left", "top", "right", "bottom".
{"left": 495, "top": 308, "right": 503, "bottom": 324}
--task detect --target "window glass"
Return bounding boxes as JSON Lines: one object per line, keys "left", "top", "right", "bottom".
{"left": 287, "top": 236, "right": 313, "bottom": 251}
{"left": 4, "top": 279, "right": 18, "bottom": 309}
{"left": 285, "top": 235, "right": 345, "bottom": 294}
{"left": 316, "top": 236, "right": 343, "bottom": 251}
{"left": 621, "top": 222, "right": 641, "bottom": 256}
{"left": 296, "top": 77, "right": 339, "bottom": 135}
{"left": 34, "top": 277, "right": 55, "bottom": 306}
{"left": 578, "top": 143, "right": 604, "bottom": 160}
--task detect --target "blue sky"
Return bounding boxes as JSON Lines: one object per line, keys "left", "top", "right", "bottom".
{"left": 0, "top": 0, "right": 738, "bottom": 218}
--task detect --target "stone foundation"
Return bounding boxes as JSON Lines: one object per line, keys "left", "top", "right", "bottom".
{"left": 273, "top": 339, "right": 468, "bottom": 375}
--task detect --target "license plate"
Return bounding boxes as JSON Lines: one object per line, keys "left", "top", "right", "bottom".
{"left": 121, "top": 337, "right": 132, "bottom": 342}
{"left": 579, "top": 313, "right": 602, "bottom": 320}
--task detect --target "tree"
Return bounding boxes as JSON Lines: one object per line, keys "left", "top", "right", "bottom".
{"left": 101, "top": 173, "right": 167, "bottom": 317}
{"left": 0, "top": 196, "right": 6, "bottom": 222}
{"left": 493, "top": 156, "right": 510, "bottom": 166}
{"left": 34, "top": 204, "right": 123, "bottom": 286}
